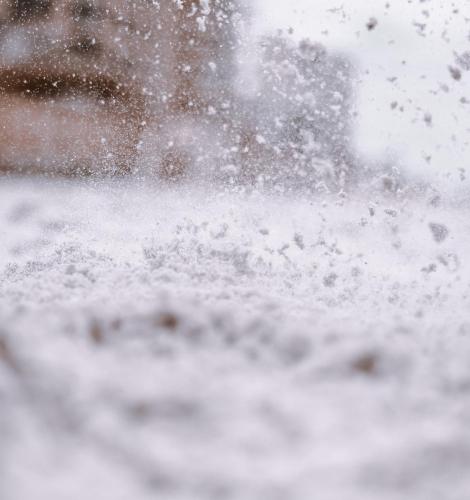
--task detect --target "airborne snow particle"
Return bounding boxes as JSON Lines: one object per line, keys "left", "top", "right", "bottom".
{"left": 429, "top": 223, "right": 449, "bottom": 243}
{"left": 294, "top": 233, "right": 305, "bottom": 250}
{"left": 366, "top": 17, "right": 378, "bottom": 31}
{"left": 323, "top": 273, "right": 338, "bottom": 288}
{"left": 423, "top": 112, "right": 433, "bottom": 127}
{"left": 449, "top": 66, "right": 462, "bottom": 81}
{"left": 455, "top": 51, "right": 470, "bottom": 71}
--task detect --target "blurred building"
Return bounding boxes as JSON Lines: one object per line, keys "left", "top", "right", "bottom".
{"left": 233, "top": 36, "right": 356, "bottom": 192}
{"left": 0, "top": 1, "right": 355, "bottom": 190}
{"left": 0, "top": 0, "right": 241, "bottom": 176}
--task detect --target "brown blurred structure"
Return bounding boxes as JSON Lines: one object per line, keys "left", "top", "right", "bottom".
{"left": 0, "top": 0, "right": 241, "bottom": 176}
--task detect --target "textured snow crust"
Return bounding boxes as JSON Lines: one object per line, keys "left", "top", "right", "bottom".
{"left": 1, "top": 177, "right": 470, "bottom": 500}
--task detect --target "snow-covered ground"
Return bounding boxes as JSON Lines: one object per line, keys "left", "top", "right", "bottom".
{"left": 1, "top": 176, "right": 470, "bottom": 499}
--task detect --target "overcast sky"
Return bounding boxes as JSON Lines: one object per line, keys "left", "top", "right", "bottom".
{"left": 255, "top": 0, "right": 470, "bottom": 189}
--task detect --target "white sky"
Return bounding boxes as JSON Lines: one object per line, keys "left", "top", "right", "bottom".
{"left": 255, "top": 0, "right": 470, "bottom": 189}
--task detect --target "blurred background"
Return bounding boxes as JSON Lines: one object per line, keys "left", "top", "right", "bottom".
{"left": 255, "top": 0, "right": 470, "bottom": 191}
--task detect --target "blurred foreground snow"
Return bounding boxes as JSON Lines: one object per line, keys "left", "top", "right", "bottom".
{"left": 1, "top": 177, "right": 470, "bottom": 499}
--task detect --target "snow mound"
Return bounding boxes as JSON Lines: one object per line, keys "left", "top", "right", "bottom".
{"left": 1, "top": 177, "right": 470, "bottom": 500}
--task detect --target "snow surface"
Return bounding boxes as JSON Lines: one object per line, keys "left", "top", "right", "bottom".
{"left": 1, "top": 177, "right": 470, "bottom": 499}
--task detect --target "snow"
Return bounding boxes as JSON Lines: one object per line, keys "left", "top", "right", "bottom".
{"left": 2, "top": 176, "right": 470, "bottom": 499}
{"left": 255, "top": 0, "right": 470, "bottom": 189}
